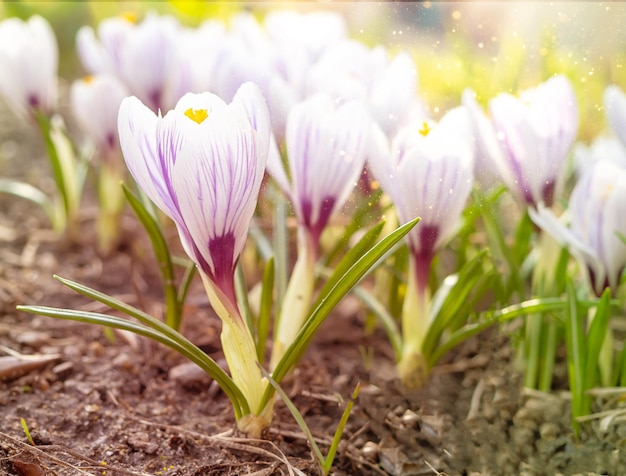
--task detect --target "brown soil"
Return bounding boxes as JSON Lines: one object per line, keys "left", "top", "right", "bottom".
{"left": 1, "top": 105, "right": 626, "bottom": 476}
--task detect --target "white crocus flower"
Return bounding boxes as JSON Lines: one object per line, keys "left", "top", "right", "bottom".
{"left": 465, "top": 75, "right": 578, "bottom": 208}
{"left": 530, "top": 161, "right": 626, "bottom": 297}
{"left": 0, "top": 15, "right": 58, "bottom": 119}
{"left": 71, "top": 74, "right": 129, "bottom": 158}
{"left": 269, "top": 93, "right": 371, "bottom": 369}
{"left": 573, "top": 136, "right": 626, "bottom": 178}
{"left": 77, "top": 13, "right": 182, "bottom": 112}
{"left": 71, "top": 73, "right": 130, "bottom": 254}
{"left": 118, "top": 82, "right": 272, "bottom": 437}
{"left": 368, "top": 107, "right": 475, "bottom": 388}
{"left": 307, "top": 40, "right": 419, "bottom": 137}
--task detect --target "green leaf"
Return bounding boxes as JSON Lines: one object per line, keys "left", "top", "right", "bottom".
{"left": 429, "top": 297, "right": 571, "bottom": 365}
{"left": 564, "top": 280, "right": 584, "bottom": 438}
{"left": 583, "top": 288, "right": 612, "bottom": 413}
{"left": 256, "top": 257, "right": 275, "bottom": 365}
{"left": 122, "top": 183, "right": 182, "bottom": 330}
{"left": 263, "top": 217, "right": 420, "bottom": 408}
{"left": 422, "top": 250, "right": 489, "bottom": 361}
{"left": 46, "top": 275, "right": 249, "bottom": 417}
{"left": 351, "top": 285, "right": 402, "bottom": 362}
{"left": 0, "top": 179, "right": 55, "bottom": 222}
{"left": 323, "top": 188, "right": 383, "bottom": 267}
{"left": 324, "top": 383, "right": 359, "bottom": 474}
{"left": 258, "top": 365, "right": 325, "bottom": 471}
{"left": 313, "top": 221, "right": 386, "bottom": 310}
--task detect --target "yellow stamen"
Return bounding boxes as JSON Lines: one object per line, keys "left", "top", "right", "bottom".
{"left": 418, "top": 122, "right": 432, "bottom": 136}
{"left": 184, "top": 108, "right": 209, "bottom": 124}
{"left": 83, "top": 75, "right": 94, "bottom": 84}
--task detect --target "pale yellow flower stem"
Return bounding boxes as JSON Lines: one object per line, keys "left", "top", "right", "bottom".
{"left": 398, "top": 256, "right": 432, "bottom": 389}
{"left": 270, "top": 229, "right": 316, "bottom": 371}
{"left": 200, "top": 272, "right": 273, "bottom": 437}
{"left": 97, "top": 156, "right": 125, "bottom": 255}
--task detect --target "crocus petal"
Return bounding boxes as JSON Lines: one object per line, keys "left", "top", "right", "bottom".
{"left": 286, "top": 94, "right": 370, "bottom": 237}
{"left": 118, "top": 95, "right": 184, "bottom": 226}
{"left": 0, "top": 15, "right": 58, "bottom": 118}
{"left": 605, "top": 84, "right": 626, "bottom": 148}
{"left": 71, "top": 74, "right": 129, "bottom": 154}
{"left": 173, "top": 106, "right": 266, "bottom": 282}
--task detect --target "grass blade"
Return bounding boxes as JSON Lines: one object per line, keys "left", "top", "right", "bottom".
{"left": 122, "top": 183, "right": 181, "bottom": 330}
{"left": 324, "top": 383, "right": 359, "bottom": 474}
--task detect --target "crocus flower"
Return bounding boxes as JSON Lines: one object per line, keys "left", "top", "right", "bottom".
{"left": 307, "top": 40, "right": 419, "bottom": 137}
{"left": 77, "top": 12, "right": 182, "bottom": 112}
{"left": 118, "top": 82, "right": 272, "bottom": 436}
{"left": 268, "top": 93, "right": 371, "bottom": 369}
{"left": 0, "top": 15, "right": 58, "bottom": 119}
{"left": 605, "top": 84, "right": 626, "bottom": 148}
{"left": 71, "top": 74, "right": 129, "bottom": 159}
{"left": 368, "top": 107, "right": 475, "bottom": 388}
{"left": 530, "top": 161, "right": 626, "bottom": 296}
{"left": 71, "top": 74, "right": 130, "bottom": 254}
{"left": 464, "top": 75, "right": 578, "bottom": 208}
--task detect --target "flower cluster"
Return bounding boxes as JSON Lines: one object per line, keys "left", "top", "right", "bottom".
{"left": 5, "top": 7, "right": 626, "bottom": 445}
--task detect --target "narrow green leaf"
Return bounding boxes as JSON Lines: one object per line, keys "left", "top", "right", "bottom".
{"left": 256, "top": 257, "right": 274, "bottom": 365}
{"left": 258, "top": 365, "right": 325, "bottom": 471}
{"left": 429, "top": 297, "right": 569, "bottom": 365}
{"left": 313, "top": 221, "right": 386, "bottom": 310}
{"left": 35, "top": 112, "right": 70, "bottom": 218}
{"left": 324, "top": 188, "right": 383, "bottom": 267}
{"left": 351, "top": 286, "right": 402, "bottom": 361}
{"left": 324, "top": 383, "right": 360, "bottom": 474}
{"left": 272, "top": 188, "right": 289, "bottom": 317}
{"left": 17, "top": 303, "right": 248, "bottom": 418}
{"left": 0, "top": 179, "right": 55, "bottom": 222}
{"left": 422, "top": 250, "right": 489, "bottom": 359}
{"left": 564, "top": 280, "right": 584, "bottom": 437}
{"left": 49, "top": 275, "right": 249, "bottom": 415}
{"left": 264, "top": 217, "right": 419, "bottom": 407}
{"left": 583, "top": 288, "right": 612, "bottom": 412}
{"left": 177, "top": 260, "right": 197, "bottom": 310}
{"left": 20, "top": 418, "right": 35, "bottom": 446}
{"left": 122, "top": 183, "right": 181, "bottom": 330}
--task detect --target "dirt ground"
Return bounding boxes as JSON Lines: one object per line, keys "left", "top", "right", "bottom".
{"left": 1, "top": 106, "right": 626, "bottom": 476}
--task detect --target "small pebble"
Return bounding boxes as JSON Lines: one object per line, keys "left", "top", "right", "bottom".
{"left": 401, "top": 409, "right": 419, "bottom": 426}
{"left": 168, "top": 361, "right": 212, "bottom": 386}
{"left": 539, "top": 422, "right": 559, "bottom": 441}
{"left": 361, "top": 441, "right": 378, "bottom": 460}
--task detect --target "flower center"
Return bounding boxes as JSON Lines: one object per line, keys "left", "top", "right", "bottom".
{"left": 82, "top": 75, "right": 94, "bottom": 84}
{"left": 184, "top": 108, "right": 209, "bottom": 124}
{"left": 418, "top": 122, "right": 432, "bottom": 136}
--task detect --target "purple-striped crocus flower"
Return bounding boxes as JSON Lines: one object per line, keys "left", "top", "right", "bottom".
{"left": 464, "top": 75, "right": 578, "bottom": 208}
{"left": 118, "top": 82, "right": 272, "bottom": 436}
{"left": 268, "top": 93, "right": 371, "bottom": 369}
{"left": 530, "top": 161, "right": 626, "bottom": 297}
{"left": 368, "top": 107, "right": 475, "bottom": 388}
